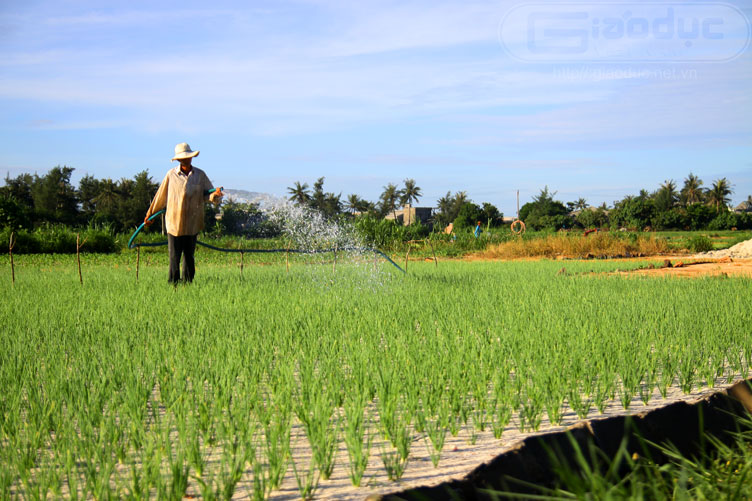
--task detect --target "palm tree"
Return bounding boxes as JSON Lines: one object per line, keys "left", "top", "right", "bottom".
{"left": 400, "top": 178, "right": 422, "bottom": 224}
{"left": 345, "top": 194, "right": 362, "bottom": 214}
{"left": 453, "top": 191, "right": 468, "bottom": 207}
{"left": 567, "top": 198, "right": 589, "bottom": 213}
{"left": 358, "top": 200, "right": 376, "bottom": 214}
{"left": 451, "top": 191, "right": 468, "bottom": 221}
{"left": 435, "top": 191, "right": 455, "bottom": 227}
{"left": 323, "top": 192, "right": 342, "bottom": 217}
{"left": 655, "top": 180, "right": 678, "bottom": 212}
{"left": 707, "top": 178, "right": 733, "bottom": 212}
{"left": 681, "top": 173, "right": 704, "bottom": 205}
{"left": 400, "top": 178, "right": 422, "bottom": 205}
{"left": 93, "top": 178, "right": 119, "bottom": 212}
{"left": 310, "top": 177, "right": 328, "bottom": 212}
{"left": 379, "top": 183, "right": 401, "bottom": 220}
{"left": 287, "top": 181, "right": 310, "bottom": 205}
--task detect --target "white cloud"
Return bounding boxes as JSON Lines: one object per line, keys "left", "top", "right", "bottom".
{"left": 1, "top": 0, "right": 750, "bottom": 151}
{"left": 304, "top": 2, "right": 501, "bottom": 57}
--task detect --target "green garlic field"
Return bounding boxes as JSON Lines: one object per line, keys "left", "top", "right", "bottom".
{"left": 1, "top": 254, "right": 751, "bottom": 499}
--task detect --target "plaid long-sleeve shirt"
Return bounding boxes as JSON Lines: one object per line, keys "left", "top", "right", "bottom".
{"left": 146, "top": 166, "right": 220, "bottom": 236}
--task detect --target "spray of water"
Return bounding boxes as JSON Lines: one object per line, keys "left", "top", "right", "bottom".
{"left": 241, "top": 193, "right": 395, "bottom": 288}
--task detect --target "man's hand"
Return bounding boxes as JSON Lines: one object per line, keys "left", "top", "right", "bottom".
{"left": 144, "top": 216, "right": 154, "bottom": 227}
{"left": 210, "top": 187, "right": 224, "bottom": 205}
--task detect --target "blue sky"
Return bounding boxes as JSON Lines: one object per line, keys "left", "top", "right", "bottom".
{"left": 1, "top": 0, "right": 751, "bottom": 215}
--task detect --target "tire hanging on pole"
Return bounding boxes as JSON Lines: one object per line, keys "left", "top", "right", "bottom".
{"left": 511, "top": 220, "right": 526, "bottom": 235}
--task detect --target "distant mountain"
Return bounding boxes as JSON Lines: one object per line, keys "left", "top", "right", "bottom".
{"left": 223, "top": 189, "right": 269, "bottom": 205}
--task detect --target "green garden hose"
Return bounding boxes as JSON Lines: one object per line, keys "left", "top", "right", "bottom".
{"left": 127, "top": 188, "right": 406, "bottom": 273}
{"left": 127, "top": 187, "right": 222, "bottom": 249}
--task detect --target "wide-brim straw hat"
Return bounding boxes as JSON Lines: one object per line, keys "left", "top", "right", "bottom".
{"left": 171, "top": 142, "right": 200, "bottom": 161}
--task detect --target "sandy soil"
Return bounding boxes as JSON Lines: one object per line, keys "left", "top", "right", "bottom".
{"left": 459, "top": 253, "right": 752, "bottom": 278}
{"left": 211, "top": 375, "right": 748, "bottom": 500}
{"left": 622, "top": 237, "right": 752, "bottom": 277}
{"left": 620, "top": 258, "right": 752, "bottom": 278}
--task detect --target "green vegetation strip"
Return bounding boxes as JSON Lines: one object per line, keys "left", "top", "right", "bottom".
{"left": 1, "top": 258, "right": 750, "bottom": 499}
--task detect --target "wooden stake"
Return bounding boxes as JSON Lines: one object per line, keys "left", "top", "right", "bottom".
{"left": 405, "top": 246, "right": 410, "bottom": 273}
{"left": 428, "top": 238, "right": 438, "bottom": 268}
{"left": 9, "top": 231, "right": 16, "bottom": 286}
{"left": 240, "top": 251, "right": 244, "bottom": 278}
{"left": 136, "top": 244, "right": 140, "bottom": 281}
{"left": 333, "top": 245, "right": 337, "bottom": 274}
{"left": 76, "top": 233, "right": 87, "bottom": 286}
{"left": 286, "top": 241, "right": 290, "bottom": 273}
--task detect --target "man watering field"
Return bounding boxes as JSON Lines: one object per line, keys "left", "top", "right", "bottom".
{"left": 144, "top": 142, "right": 223, "bottom": 283}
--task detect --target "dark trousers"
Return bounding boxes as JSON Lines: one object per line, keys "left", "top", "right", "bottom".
{"left": 168, "top": 234, "right": 197, "bottom": 283}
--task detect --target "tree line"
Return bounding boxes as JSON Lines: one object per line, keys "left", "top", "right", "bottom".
{"left": 287, "top": 177, "right": 424, "bottom": 219}
{"left": 287, "top": 177, "right": 504, "bottom": 230}
{"left": 520, "top": 175, "right": 751, "bottom": 231}
{"left": 0, "top": 166, "right": 163, "bottom": 232}
{"left": 1, "top": 167, "right": 750, "bottom": 236}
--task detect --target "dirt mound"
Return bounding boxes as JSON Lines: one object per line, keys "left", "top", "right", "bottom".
{"left": 697, "top": 238, "right": 752, "bottom": 259}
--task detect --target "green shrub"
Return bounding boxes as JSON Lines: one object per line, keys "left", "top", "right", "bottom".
{"left": 0, "top": 195, "right": 31, "bottom": 229}
{"left": 453, "top": 202, "right": 483, "bottom": 229}
{"left": 0, "top": 224, "right": 117, "bottom": 254}
{"left": 575, "top": 208, "right": 609, "bottom": 229}
{"left": 217, "top": 201, "right": 282, "bottom": 238}
{"left": 684, "top": 203, "right": 716, "bottom": 230}
{"left": 353, "top": 216, "right": 429, "bottom": 249}
{"left": 80, "top": 226, "right": 119, "bottom": 253}
{"left": 685, "top": 235, "right": 714, "bottom": 253}
{"left": 651, "top": 208, "right": 687, "bottom": 230}
{"left": 707, "top": 211, "right": 739, "bottom": 231}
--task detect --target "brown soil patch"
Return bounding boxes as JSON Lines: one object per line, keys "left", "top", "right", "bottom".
{"left": 458, "top": 255, "right": 752, "bottom": 279}
{"left": 621, "top": 258, "right": 752, "bottom": 278}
